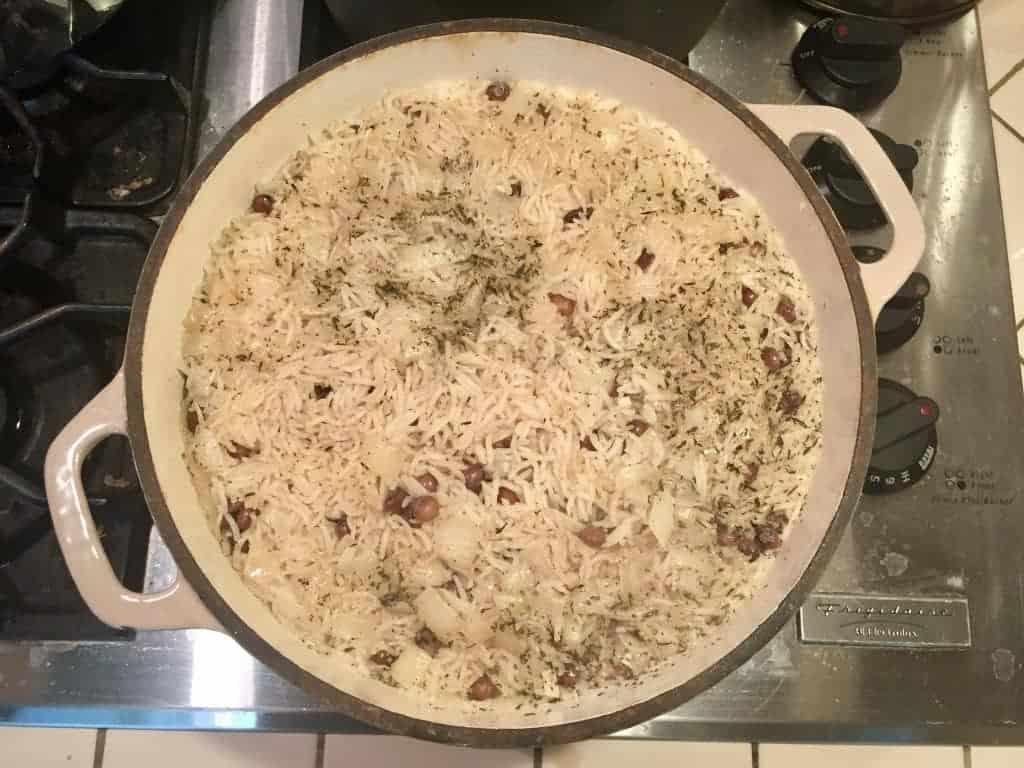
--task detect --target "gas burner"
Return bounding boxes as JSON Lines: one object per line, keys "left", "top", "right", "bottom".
{"left": 0, "top": 53, "right": 189, "bottom": 217}
{"left": 803, "top": 129, "right": 917, "bottom": 230}
{"left": 0, "top": 0, "right": 203, "bottom": 645}
{"left": 792, "top": 16, "right": 905, "bottom": 111}
{"left": 864, "top": 378, "right": 939, "bottom": 495}
{"left": 0, "top": 0, "right": 203, "bottom": 259}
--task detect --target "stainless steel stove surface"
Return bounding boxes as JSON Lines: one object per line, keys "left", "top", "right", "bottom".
{"left": 2, "top": 0, "right": 1022, "bottom": 743}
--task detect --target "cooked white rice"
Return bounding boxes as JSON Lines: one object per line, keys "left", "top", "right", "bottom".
{"left": 181, "top": 79, "right": 822, "bottom": 704}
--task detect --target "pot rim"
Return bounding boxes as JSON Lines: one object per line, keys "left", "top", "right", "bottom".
{"left": 124, "top": 18, "right": 876, "bottom": 746}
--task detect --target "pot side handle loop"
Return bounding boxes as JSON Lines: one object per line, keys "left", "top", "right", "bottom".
{"left": 749, "top": 104, "right": 925, "bottom": 323}
{"left": 44, "top": 369, "right": 221, "bottom": 632}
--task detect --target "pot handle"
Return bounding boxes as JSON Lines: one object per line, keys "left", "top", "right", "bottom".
{"left": 750, "top": 104, "right": 925, "bottom": 322}
{"left": 44, "top": 369, "right": 221, "bottom": 631}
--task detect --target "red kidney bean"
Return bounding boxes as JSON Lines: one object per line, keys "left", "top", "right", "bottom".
{"left": 468, "top": 674, "right": 500, "bottom": 700}
{"left": 251, "top": 194, "right": 274, "bottom": 214}
{"left": 776, "top": 296, "right": 797, "bottom": 324}
{"left": 636, "top": 248, "right": 655, "bottom": 271}
{"left": 485, "top": 81, "right": 511, "bottom": 101}
{"left": 741, "top": 285, "right": 757, "bottom": 308}
{"left": 497, "top": 487, "right": 520, "bottom": 505}
{"left": 578, "top": 526, "right": 607, "bottom": 548}
{"left": 548, "top": 293, "right": 576, "bottom": 317}
{"left": 415, "top": 472, "right": 438, "bottom": 493}
{"left": 463, "top": 463, "right": 485, "bottom": 494}
{"left": 411, "top": 496, "right": 440, "bottom": 524}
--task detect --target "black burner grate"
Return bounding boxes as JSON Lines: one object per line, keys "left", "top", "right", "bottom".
{"left": 0, "top": 212, "right": 153, "bottom": 640}
{"left": 0, "top": 0, "right": 208, "bottom": 639}
{"left": 0, "top": 0, "right": 206, "bottom": 258}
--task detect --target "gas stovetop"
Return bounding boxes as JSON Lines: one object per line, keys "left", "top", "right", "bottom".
{"left": 0, "top": 0, "right": 206, "bottom": 640}
{"left": 1, "top": 0, "right": 1021, "bottom": 742}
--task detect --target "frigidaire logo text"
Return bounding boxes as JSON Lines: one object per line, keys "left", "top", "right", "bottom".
{"left": 815, "top": 601, "right": 954, "bottom": 619}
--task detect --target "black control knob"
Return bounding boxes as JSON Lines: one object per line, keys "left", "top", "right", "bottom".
{"left": 864, "top": 379, "right": 939, "bottom": 495}
{"left": 803, "top": 130, "right": 917, "bottom": 230}
{"left": 793, "top": 17, "right": 905, "bottom": 111}
{"left": 852, "top": 245, "right": 884, "bottom": 263}
{"left": 875, "top": 272, "right": 930, "bottom": 354}
{"left": 851, "top": 252, "right": 929, "bottom": 354}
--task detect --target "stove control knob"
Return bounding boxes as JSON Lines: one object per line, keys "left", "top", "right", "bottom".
{"left": 803, "top": 130, "right": 917, "bottom": 230}
{"left": 875, "top": 272, "right": 930, "bottom": 355}
{"left": 852, "top": 245, "right": 885, "bottom": 263}
{"left": 864, "top": 379, "right": 939, "bottom": 495}
{"left": 793, "top": 17, "right": 905, "bottom": 112}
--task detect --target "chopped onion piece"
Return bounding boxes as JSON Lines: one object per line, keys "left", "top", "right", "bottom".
{"left": 463, "top": 609, "right": 496, "bottom": 643}
{"left": 364, "top": 434, "right": 405, "bottom": 488}
{"left": 605, "top": 515, "right": 638, "bottom": 548}
{"left": 501, "top": 567, "right": 537, "bottom": 594}
{"left": 390, "top": 645, "right": 433, "bottom": 688}
{"left": 406, "top": 557, "right": 451, "bottom": 588}
{"left": 337, "top": 547, "right": 378, "bottom": 579}
{"left": 414, "top": 587, "right": 461, "bottom": 640}
{"left": 561, "top": 615, "right": 591, "bottom": 650}
{"left": 433, "top": 516, "right": 481, "bottom": 572}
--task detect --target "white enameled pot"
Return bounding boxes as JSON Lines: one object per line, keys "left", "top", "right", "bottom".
{"left": 44, "top": 21, "right": 923, "bottom": 746}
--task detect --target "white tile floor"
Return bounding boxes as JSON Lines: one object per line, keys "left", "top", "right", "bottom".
{"left": 979, "top": 0, "right": 1024, "bottom": 88}
{"left": 972, "top": 746, "right": 1024, "bottom": 768}
{"left": 4, "top": 2, "right": 1024, "bottom": 766}
{"left": 4, "top": 727, "right": 1022, "bottom": 768}
{"left": 759, "top": 744, "right": 965, "bottom": 768}
{"left": 983, "top": 0, "right": 1024, "bottom": 369}
{"left": 994, "top": 115, "right": 1024, "bottom": 330}
{"left": 322, "top": 735, "right": 534, "bottom": 768}
{"left": 0, "top": 726, "right": 96, "bottom": 768}
{"left": 102, "top": 730, "right": 319, "bottom": 768}
{"left": 544, "top": 739, "right": 752, "bottom": 768}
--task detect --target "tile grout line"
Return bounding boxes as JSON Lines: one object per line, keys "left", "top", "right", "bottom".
{"left": 989, "top": 55, "right": 1024, "bottom": 97}
{"left": 315, "top": 733, "right": 326, "bottom": 768}
{"left": 992, "top": 111, "right": 1024, "bottom": 146}
{"left": 92, "top": 729, "right": 107, "bottom": 768}
{"left": 1018, "top": 312, "right": 1024, "bottom": 367}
